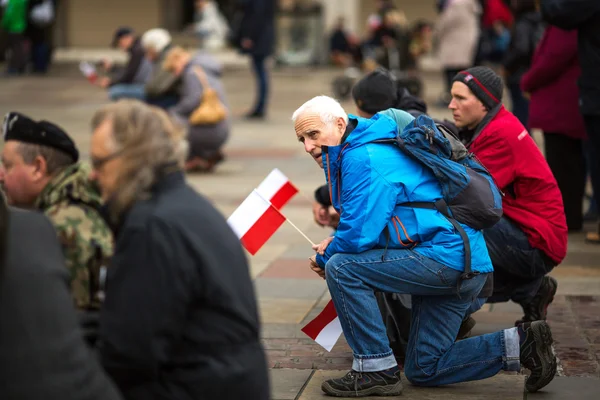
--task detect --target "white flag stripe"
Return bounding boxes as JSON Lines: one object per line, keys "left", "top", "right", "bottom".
{"left": 314, "top": 317, "right": 343, "bottom": 352}
{"left": 227, "top": 190, "right": 270, "bottom": 239}
{"left": 256, "top": 168, "right": 289, "bottom": 200}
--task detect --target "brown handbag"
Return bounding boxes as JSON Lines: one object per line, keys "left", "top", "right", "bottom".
{"left": 189, "top": 66, "right": 227, "bottom": 125}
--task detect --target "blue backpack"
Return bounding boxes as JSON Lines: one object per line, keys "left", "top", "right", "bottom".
{"left": 376, "top": 114, "right": 503, "bottom": 286}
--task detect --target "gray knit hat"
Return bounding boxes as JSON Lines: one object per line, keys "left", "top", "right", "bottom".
{"left": 452, "top": 66, "right": 503, "bottom": 110}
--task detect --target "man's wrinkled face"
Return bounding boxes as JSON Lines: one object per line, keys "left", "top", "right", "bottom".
{"left": 89, "top": 119, "right": 124, "bottom": 202}
{"left": 0, "top": 141, "right": 44, "bottom": 207}
{"left": 295, "top": 113, "right": 346, "bottom": 168}
{"left": 449, "top": 82, "right": 488, "bottom": 130}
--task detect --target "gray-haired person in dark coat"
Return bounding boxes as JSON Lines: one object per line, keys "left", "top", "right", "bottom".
{"left": 164, "top": 46, "right": 230, "bottom": 172}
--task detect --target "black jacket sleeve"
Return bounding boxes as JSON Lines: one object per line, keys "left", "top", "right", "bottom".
{"left": 98, "top": 218, "right": 193, "bottom": 390}
{"left": 541, "top": 0, "right": 600, "bottom": 29}
{"left": 110, "top": 45, "right": 145, "bottom": 86}
{"left": 315, "top": 184, "right": 332, "bottom": 207}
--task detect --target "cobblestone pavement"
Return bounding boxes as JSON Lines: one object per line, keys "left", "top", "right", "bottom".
{"left": 1, "top": 63, "right": 599, "bottom": 399}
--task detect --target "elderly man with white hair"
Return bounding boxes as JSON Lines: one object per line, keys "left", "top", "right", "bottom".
{"left": 109, "top": 28, "right": 181, "bottom": 109}
{"left": 292, "top": 96, "right": 557, "bottom": 397}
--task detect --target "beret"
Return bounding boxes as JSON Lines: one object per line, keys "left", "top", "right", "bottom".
{"left": 2, "top": 112, "right": 79, "bottom": 162}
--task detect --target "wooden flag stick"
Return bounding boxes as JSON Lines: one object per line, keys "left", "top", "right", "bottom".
{"left": 285, "top": 217, "right": 316, "bottom": 247}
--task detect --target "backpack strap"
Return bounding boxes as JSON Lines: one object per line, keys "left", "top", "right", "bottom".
{"left": 401, "top": 199, "right": 479, "bottom": 295}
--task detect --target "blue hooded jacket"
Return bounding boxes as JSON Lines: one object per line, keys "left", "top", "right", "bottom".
{"left": 315, "top": 111, "right": 493, "bottom": 274}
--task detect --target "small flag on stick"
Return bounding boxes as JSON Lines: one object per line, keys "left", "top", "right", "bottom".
{"left": 256, "top": 168, "right": 299, "bottom": 210}
{"left": 79, "top": 61, "right": 98, "bottom": 84}
{"left": 301, "top": 299, "right": 343, "bottom": 352}
{"left": 227, "top": 189, "right": 287, "bottom": 255}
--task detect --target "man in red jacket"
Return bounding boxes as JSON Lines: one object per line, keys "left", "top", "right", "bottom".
{"left": 449, "top": 66, "right": 568, "bottom": 324}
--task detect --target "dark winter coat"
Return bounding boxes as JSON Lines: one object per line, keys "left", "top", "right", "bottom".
{"left": 542, "top": 0, "right": 600, "bottom": 116}
{"left": 521, "top": 26, "right": 586, "bottom": 139}
{"left": 98, "top": 170, "right": 269, "bottom": 400}
{"left": 0, "top": 208, "right": 122, "bottom": 400}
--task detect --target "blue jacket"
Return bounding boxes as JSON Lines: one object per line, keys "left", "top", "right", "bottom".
{"left": 315, "top": 112, "right": 493, "bottom": 274}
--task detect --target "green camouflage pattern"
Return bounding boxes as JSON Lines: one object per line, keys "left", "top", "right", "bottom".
{"left": 35, "top": 162, "right": 113, "bottom": 309}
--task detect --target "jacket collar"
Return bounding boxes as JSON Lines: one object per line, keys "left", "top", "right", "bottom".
{"left": 459, "top": 104, "right": 502, "bottom": 148}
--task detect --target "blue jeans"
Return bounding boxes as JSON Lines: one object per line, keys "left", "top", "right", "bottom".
{"left": 325, "top": 249, "right": 520, "bottom": 385}
{"left": 108, "top": 84, "right": 146, "bottom": 101}
{"left": 483, "top": 217, "right": 554, "bottom": 304}
{"left": 250, "top": 54, "right": 268, "bottom": 114}
{"left": 108, "top": 84, "right": 179, "bottom": 110}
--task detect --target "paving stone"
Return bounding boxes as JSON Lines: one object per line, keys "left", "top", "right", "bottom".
{"left": 298, "top": 371, "right": 525, "bottom": 399}
{"left": 259, "top": 298, "right": 318, "bottom": 324}
{"left": 269, "top": 369, "right": 313, "bottom": 400}
{"left": 255, "top": 278, "right": 327, "bottom": 300}
{"left": 487, "top": 301, "right": 523, "bottom": 314}
{"left": 260, "top": 258, "right": 324, "bottom": 280}
{"left": 526, "top": 376, "right": 599, "bottom": 399}
{"left": 262, "top": 323, "right": 306, "bottom": 339}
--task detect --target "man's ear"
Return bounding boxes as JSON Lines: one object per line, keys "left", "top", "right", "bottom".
{"left": 337, "top": 117, "right": 347, "bottom": 135}
{"left": 31, "top": 155, "right": 48, "bottom": 181}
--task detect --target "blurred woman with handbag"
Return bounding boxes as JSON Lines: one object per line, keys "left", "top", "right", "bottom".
{"left": 164, "top": 46, "right": 230, "bottom": 172}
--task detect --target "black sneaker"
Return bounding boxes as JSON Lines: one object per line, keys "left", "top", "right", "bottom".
{"left": 516, "top": 276, "right": 558, "bottom": 325}
{"left": 518, "top": 321, "right": 557, "bottom": 392}
{"left": 321, "top": 366, "right": 403, "bottom": 397}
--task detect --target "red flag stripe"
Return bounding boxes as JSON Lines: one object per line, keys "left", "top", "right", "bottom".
{"left": 240, "top": 205, "right": 286, "bottom": 255}
{"left": 301, "top": 299, "right": 338, "bottom": 339}
{"left": 270, "top": 181, "right": 299, "bottom": 210}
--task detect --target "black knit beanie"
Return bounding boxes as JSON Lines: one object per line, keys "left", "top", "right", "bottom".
{"left": 452, "top": 66, "right": 503, "bottom": 110}
{"left": 351, "top": 68, "right": 397, "bottom": 114}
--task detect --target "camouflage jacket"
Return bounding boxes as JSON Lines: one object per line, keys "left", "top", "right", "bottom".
{"left": 35, "top": 162, "right": 114, "bottom": 310}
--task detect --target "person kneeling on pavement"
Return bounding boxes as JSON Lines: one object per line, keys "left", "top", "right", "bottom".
{"left": 449, "top": 66, "right": 567, "bottom": 324}
{"left": 162, "top": 46, "right": 230, "bottom": 172}
{"left": 293, "top": 95, "right": 557, "bottom": 397}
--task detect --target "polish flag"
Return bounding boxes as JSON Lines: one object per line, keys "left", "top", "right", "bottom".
{"left": 227, "top": 190, "right": 286, "bottom": 255}
{"left": 301, "top": 299, "right": 343, "bottom": 352}
{"left": 79, "top": 61, "right": 98, "bottom": 84}
{"left": 256, "top": 168, "right": 299, "bottom": 210}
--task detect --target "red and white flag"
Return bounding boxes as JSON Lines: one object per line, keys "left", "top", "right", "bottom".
{"left": 227, "top": 190, "right": 286, "bottom": 255}
{"left": 256, "top": 168, "right": 298, "bottom": 210}
{"left": 79, "top": 61, "right": 98, "bottom": 84}
{"left": 301, "top": 299, "right": 343, "bottom": 352}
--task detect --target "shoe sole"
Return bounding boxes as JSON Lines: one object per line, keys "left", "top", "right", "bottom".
{"left": 321, "top": 381, "right": 403, "bottom": 397}
{"left": 525, "top": 321, "right": 557, "bottom": 393}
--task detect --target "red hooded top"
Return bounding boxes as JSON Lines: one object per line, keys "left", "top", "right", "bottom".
{"left": 467, "top": 106, "right": 568, "bottom": 264}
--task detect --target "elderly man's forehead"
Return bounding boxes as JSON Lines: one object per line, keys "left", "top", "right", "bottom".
{"left": 295, "top": 113, "right": 324, "bottom": 132}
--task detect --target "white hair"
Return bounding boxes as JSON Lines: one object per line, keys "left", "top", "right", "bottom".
{"left": 141, "top": 28, "right": 172, "bottom": 53}
{"left": 291, "top": 95, "right": 348, "bottom": 126}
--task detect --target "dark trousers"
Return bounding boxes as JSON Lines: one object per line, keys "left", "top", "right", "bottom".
{"left": 483, "top": 216, "right": 555, "bottom": 304}
{"left": 30, "top": 41, "right": 51, "bottom": 73}
{"left": 6, "top": 33, "right": 26, "bottom": 74}
{"left": 250, "top": 54, "right": 269, "bottom": 115}
{"left": 508, "top": 82, "right": 529, "bottom": 128}
{"left": 584, "top": 115, "right": 600, "bottom": 220}
{"left": 544, "top": 133, "right": 586, "bottom": 231}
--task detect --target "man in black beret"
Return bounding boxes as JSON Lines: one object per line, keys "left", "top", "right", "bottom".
{"left": 0, "top": 112, "right": 113, "bottom": 343}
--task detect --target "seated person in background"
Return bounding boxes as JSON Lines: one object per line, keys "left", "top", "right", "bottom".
{"left": 109, "top": 28, "right": 181, "bottom": 110}
{"left": 0, "top": 112, "right": 113, "bottom": 344}
{"left": 329, "top": 17, "right": 355, "bottom": 67}
{"left": 449, "top": 66, "right": 567, "bottom": 324}
{"left": 293, "top": 95, "right": 556, "bottom": 397}
{"left": 163, "top": 46, "right": 230, "bottom": 173}
{"left": 97, "top": 27, "right": 152, "bottom": 99}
